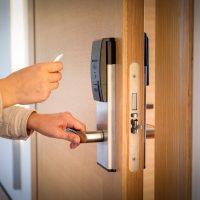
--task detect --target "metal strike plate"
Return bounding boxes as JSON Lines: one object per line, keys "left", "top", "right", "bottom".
{"left": 129, "top": 63, "right": 140, "bottom": 172}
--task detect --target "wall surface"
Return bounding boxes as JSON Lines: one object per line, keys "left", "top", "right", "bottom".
{"left": 0, "top": 0, "right": 14, "bottom": 196}
{"left": 35, "top": 0, "right": 122, "bottom": 199}
{"left": 0, "top": 0, "right": 32, "bottom": 200}
{"left": 192, "top": 0, "right": 200, "bottom": 199}
{"left": 0, "top": 0, "right": 11, "bottom": 77}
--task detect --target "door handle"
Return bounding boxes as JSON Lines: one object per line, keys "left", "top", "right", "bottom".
{"left": 65, "top": 128, "right": 104, "bottom": 143}
{"left": 77, "top": 131, "right": 104, "bottom": 143}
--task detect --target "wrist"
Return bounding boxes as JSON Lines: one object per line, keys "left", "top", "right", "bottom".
{"left": 0, "top": 78, "right": 18, "bottom": 108}
{"left": 27, "top": 112, "right": 40, "bottom": 130}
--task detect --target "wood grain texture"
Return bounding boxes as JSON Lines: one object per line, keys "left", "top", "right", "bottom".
{"left": 143, "top": 0, "right": 155, "bottom": 199}
{"left": 122, "top": 0, "right": 144, "bottom": 199}
{"left": 34, "top": 0, "right": 123, "bottom": 200}
{"left": 143, "top": 139, "right": 155, "bottom": 200}
{"left": 155, "top": 0, "right": 193, "bottom": 199}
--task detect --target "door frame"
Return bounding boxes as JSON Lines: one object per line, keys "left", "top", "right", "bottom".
{"left": 122, "top": 0, "right": 144, "bottom": 199}
{"left": 122, "top": 0, "right": 193, "bottom": 199}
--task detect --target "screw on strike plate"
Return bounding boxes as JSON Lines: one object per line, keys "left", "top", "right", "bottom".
{"left": 132, "top": 157, "right": 136, "bottom": 161}
{"left": 133, "top": 74, "right": 136, "bottom": 78}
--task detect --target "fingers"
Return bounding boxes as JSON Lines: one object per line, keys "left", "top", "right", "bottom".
{"left": 49, "top": 82, "right": 59, "bottom": 90}
{"left": 62, "top": 130, "right": 80, "bottom": 144}
{"left": 48, "top": 72, "right": 62, "bottom": 83}
{"left": 70, "top": 142, "right": 80, "bottom": 149}
{"left": 47, "top": 64, "right": 62, "bottom": 90}
{"left": 47, "top": 62, "right": 63, "bottom": 72}
{"left": 68, "top": 115, "right": 86, "bottom": 132}
{"left": 37, "top": 63, "right": 63, "bottom": 93}
{"left": 32, "top": 112, "right": 85, "bottom": 150}
{"left": 62, "top": 113, "right": 86, "bottom": 148}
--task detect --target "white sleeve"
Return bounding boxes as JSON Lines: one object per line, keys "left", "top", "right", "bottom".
{"left": 0, "top": 93, "right": 35, "bottom": 140}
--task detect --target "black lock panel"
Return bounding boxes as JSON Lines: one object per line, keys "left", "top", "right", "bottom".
{"left": 91, "top": 38, "right": 116, "bottom": 102}
{"left": 144, "top": 33, "right": 149, "bottom": 86}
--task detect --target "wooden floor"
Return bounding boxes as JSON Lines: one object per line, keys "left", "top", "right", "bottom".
{"left": 143, "top": 138, "right": 155, "bottom": 200}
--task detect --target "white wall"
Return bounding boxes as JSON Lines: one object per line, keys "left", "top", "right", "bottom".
{"left": 0, "top": 0, "right": 33, "bottom": 199}
{"left": 0, "top": 0, "right": 14, "bottom": 197}
{"left": 0, "top": 0, "right": 11, "bottom": 77}
{"left": 192, "top": 0, "right": 200, "bottom": 199}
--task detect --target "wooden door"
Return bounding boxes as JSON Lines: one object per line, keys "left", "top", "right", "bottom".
{"left": 32, "top": 0, "right": 145, "bottom": 199}
{"left": 32, "top": 0, "right": 193, "bottom": 199}
{"left": 34, "top": 0, "right": 123, "bottom": 200}
{"left": 155, "top": 0, "right": 193, "bottom": 199}
{"left": 122, "top": 0, "right": 144, "bottom": 199}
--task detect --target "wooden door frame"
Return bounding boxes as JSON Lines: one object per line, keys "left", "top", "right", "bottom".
{"left": 122, "top": 0, "right": 144, "bottom": 199}
{"left": 122, "top": 0, "right": 193, "bottom": 199}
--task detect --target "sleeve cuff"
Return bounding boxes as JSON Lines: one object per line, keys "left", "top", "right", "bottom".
{"left": 1, "top": 106, "right": 36, "bottom": 140}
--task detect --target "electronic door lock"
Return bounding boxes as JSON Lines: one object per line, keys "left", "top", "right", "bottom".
{"left": 66, "top": 38, "right": 116, "bottom": 172}
{"left": 91, "top": 38, "right": 116, "bottom": 172}
{"left": 67, "top": 38, "right": 116, "bottom": 172}
{"left": 91, "top": 38, "right": 115, "bottom": 102}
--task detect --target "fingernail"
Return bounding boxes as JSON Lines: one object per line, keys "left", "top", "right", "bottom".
{"left": 71, "top": 143, "right": 78, "bottom": 149}
{"left": 70, "top": 143, "right": 75, "bottom": 149}
{"left": 74, "top": 136, "right": 80, "bottom": 144}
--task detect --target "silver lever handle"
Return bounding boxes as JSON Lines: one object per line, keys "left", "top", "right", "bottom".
{"left": 65, "top": 128, "right": 104, "bottom": 143}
